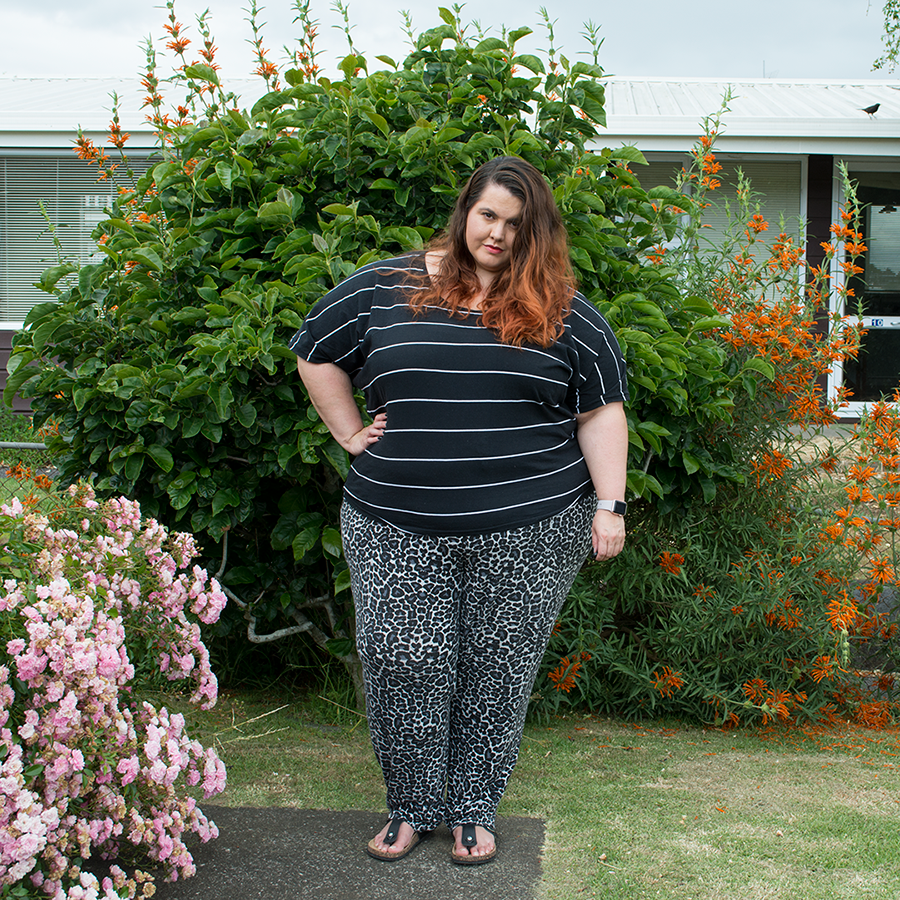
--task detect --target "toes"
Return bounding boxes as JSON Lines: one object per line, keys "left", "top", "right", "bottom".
{"left": 453, "top": 826, "right": 494, "bottom": 856}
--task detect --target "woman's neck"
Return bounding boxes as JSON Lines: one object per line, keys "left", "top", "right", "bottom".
{"left": 425, "top": 250, "right": 488, "bottom": 311}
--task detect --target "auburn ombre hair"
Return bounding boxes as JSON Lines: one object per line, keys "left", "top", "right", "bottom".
{"left": 409, "top": 156, "right": 577, "bottom": 348}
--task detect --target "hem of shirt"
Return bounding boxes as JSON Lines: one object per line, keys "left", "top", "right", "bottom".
{"left": 341, "top": 487, "right": 595, "bottom": 537}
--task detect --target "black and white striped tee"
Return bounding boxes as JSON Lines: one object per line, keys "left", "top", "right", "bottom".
{"left": 289, "top": 255, "right": 628, "bottom": 536}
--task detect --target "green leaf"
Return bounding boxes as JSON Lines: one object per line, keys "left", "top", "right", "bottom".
{"left": 322, "top": 527, "right": 343, "bottom": 558}
{"left": 626, "top": 470, "right": 664, "bottom": 499}
{"left": 184, "top": 63, "right": 220, "bottom": 85}
{"left": 124, "top": 452, "right": 144, "bottom": 482}
{"left": 167, "top": 471, "right": 197, "bottom": 510}
{"left": 606, "top": 145, "right": 648, "bottom": 166}
{"left": 257, "top": 200, "right": 293, "bottom": 220}
{"left": 131, "top": 249, "right": 164, "bottom": 272}
{"left": 321, "top": 203, "right": 357, "bottom": 217}
{"left": 325, "top": 637, "right": 356, "bottom": 657}
{"left": 511, "top": 54, "right": 545, "bottom": 74}
{"left": 475, "top": 37, "right": 507, "bottom": 52}
{"left": 235, "top": 403, "right": 257, "bottom": 428}
{"left": 381, "top": 226, "right": 424, "bottom": 250}
{"left": 212, "top": 487, "right": 240, "bottom": 516}
{"left": 339, "top": 54, "right": 363, "bottom": 80}
{"left": 692, "top": 315, "right": 731, "bottom": 332}
{"left": 334, "top": 567, "right": 352, "bottom": 594}
{"left": 37, "top": 263, "right": 77, "bottom": 292}
{"left": 363, "top": 109, "right": 389, "bottom": 136}
{"left": 319, "top": 439, "right": 350, "bottom": 479}
{"left": 742, "top": 358, "right": 776, "bottom": 381}
{"left": 291, "top": 512, "right": 325, "bottom": 560}
{"left": 147, "top": 444, "right": 174, "bottom": 473}
{"left": 215, "top": 161, "right": 235, "bottom": 191}
{"left": 210, "top": 382, "right": 234, "bottom": 419}
{"left": 682, "top": 450, "right": 701, "bottom": 475}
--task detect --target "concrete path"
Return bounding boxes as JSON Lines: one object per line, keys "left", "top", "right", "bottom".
{"left": 153, "top": 808, "right": 545, "bottom": 900}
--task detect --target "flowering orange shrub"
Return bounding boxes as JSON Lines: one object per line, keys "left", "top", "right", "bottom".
{"left": 542, "top": 107, "right": 897, "bottom": 728}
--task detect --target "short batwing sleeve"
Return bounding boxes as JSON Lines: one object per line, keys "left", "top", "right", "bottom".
{"left": 288, "top": 265, "right": 378, "bottom": 377}
{"left": 567, "top": 296, "right": 629, "bottom": 412}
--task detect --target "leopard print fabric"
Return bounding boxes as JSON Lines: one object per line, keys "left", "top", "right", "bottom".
{"left": 341, "top": 493, "right": 595, "bottom": 833}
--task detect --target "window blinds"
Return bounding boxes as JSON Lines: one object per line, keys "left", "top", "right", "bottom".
{"left": 0, "top": 154, "right": 153, "bottom": 323}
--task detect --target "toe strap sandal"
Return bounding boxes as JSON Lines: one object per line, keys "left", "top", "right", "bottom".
{"left": 450, "top": 823, "right": 497, "bottom": 865}
{"left": 365, "top": 816, "right": 426, "bottom": 862}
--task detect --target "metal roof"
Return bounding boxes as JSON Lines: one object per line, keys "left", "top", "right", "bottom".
{"left": 602, "top": 77, "right": 900, "bottom": 156}
{"left": 1, "top": 75, "right": 899, "bottom": 157}
{"left": 0, "top": 76, "right": 263, "bottom": 149}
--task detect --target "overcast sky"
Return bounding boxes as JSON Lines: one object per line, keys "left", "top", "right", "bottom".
{"left": 0, "top": 0, "right": 893, "bottom": 82}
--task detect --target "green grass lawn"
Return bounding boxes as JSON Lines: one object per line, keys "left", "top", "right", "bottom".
{"left": 165, "top": 688, "right": 900, "bottom": 900}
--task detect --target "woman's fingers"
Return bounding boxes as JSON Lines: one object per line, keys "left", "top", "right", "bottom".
{"left": 592, "top": 510, "right": 625, "bottom": 561}
{"left": 348, "top": 414, "right": 387, "bottom": 455}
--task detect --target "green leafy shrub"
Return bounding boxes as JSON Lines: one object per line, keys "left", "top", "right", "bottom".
{"left": 6, "top": 5, "right": 754, "bottom": 703}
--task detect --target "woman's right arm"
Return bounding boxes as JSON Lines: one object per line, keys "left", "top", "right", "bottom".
{"left": 296, "top": 357, "right": 386, "bottom": 456}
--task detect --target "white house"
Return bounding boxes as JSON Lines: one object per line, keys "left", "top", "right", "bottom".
{"left": 1, "top": 75, "right": 899, "bottom": 417}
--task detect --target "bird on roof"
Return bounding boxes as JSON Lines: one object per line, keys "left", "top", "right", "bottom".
{"left": 862, "top": 103, "right": 880, "bottom": 116}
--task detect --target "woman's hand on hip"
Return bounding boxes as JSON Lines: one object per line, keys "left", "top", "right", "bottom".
{"left": 346, "top": 412, "right": 387, "bottom": 456}
{"left": 591, "top": 509, "right": 625, "bottom": 561}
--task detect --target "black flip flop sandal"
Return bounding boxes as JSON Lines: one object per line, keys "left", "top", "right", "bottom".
{"left": 450, "top": 823, "right": 497, "bottom": 865}
{"left": 366, "top": 817, "right": 426, "bottom": 861}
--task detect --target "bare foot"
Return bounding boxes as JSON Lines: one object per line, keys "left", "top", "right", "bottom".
{"left": 368, "top": 820, "right": 417, "bottom": 858}
{"left": 452, "top": 824, "right": 495, "bottom": 859}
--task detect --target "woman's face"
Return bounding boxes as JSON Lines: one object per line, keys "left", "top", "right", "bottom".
{"left": 464, "top": 182, "right": 523, "bottom": 287}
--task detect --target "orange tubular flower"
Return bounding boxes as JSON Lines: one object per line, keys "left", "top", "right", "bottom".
{"left": 810, "top": 655, "right": 835, "bottom": 683}
{"left": 742, "top": 677, "right": 768, "bottom": 703}
{"left": 868, "top": 558, "right": 895, "bottom": 584}
{"left": 651, "top": 666, "right": 685, "bottom": 698}
{"left": 826, "top": 594, "right": 858, "bottom": 631}
{"left": 747, "top": 213, "right": 768, "bottom": 234}
{"left": 658, "top": 552, "right": 685, "bottom": 575}
{"left": 548, "top": 656, "right": 582, "bottom": 693}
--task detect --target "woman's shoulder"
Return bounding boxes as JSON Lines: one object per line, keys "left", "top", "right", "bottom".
{"left": 355, "top": 252, "right": 426, "bottom": 281}
{"left": 565, "top": 292, "right": 615, "bottom": 332}
{"left": 317, "top": 253, "right": 424, "bottom": 306}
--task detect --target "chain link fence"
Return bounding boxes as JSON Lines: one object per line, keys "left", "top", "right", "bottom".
{"left": 0, "top": 440, "right": 54, "bottom": 507}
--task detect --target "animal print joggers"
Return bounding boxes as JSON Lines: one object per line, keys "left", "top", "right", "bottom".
{"left": 341, "top": 494, "right": 595, "bottom": 834}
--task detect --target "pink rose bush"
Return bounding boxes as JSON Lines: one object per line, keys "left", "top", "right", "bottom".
{"left": 0, "top": 485, "right": 228, "bottom": 898}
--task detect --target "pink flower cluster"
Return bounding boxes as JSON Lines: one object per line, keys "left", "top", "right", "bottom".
{"left": 0, "top": 485, "right": 227, "bottom": 898}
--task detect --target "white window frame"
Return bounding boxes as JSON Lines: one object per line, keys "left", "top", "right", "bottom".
{"left": 828, "top": 157, "right": 900, "bottom": 419}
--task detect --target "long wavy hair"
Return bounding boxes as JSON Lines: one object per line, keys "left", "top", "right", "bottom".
{"left": 409, "top": 156, "right": 577, "bottom": 347}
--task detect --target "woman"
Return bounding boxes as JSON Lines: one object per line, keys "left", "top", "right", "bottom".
{"left": 291, "top": 156, "right": 628, "bottom": 864}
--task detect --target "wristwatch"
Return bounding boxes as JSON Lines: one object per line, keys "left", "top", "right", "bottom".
{"left": 596, "top": 499, "right": 627, "bottom": 517}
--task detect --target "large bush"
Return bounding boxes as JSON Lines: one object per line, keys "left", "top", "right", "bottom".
{"left": 5, "top": 5, "right": 746, "bottom": 705}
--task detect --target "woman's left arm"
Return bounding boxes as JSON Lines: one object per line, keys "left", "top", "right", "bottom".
{"left": 575, "top": 402, "right": 628, "bottom": 561}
